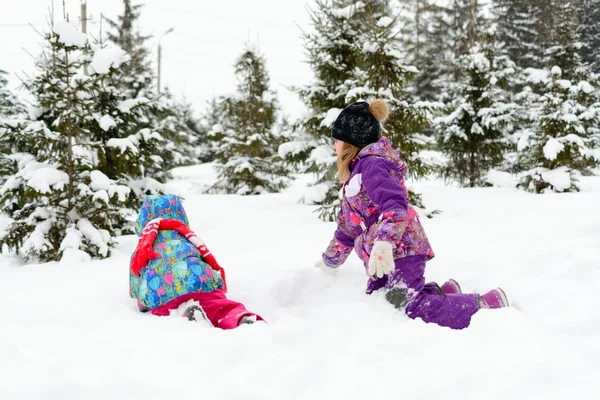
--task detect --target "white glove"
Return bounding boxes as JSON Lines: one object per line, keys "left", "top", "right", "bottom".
{"left": 315, "top": 259, "right": 338, "bottom": 275}
{"left": 368, "top": 241, "right": 395, "bottom": 278}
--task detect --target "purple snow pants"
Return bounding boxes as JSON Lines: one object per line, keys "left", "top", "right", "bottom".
{"left": 366, "top": 255, "right": 480, "bottom": 329}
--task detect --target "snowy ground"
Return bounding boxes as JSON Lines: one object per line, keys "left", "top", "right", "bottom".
{"left": 1, "top": 164, "right": 599, "bottom": 399}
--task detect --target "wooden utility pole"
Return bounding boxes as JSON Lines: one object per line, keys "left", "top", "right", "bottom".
{"left": 157, "top": 42, "right": 162, "bottom": 93}
{"left": 81, "top": 0, "right": 88, "bottom": 74}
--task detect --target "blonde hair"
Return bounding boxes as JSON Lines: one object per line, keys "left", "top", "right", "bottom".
{"left": 337, "top": 141, "right": 361, "bottom": 183}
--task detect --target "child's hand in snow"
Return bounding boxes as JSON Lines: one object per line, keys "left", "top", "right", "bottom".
{"left": 315, "top": 259, "right": 338, "bottom": 275}
{"left": 368, "top": 241, "right": 394, "bottom": 278}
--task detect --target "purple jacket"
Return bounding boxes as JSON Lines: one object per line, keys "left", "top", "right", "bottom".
{"left": 322, "top": 136, "right": 435, "bottom": 269}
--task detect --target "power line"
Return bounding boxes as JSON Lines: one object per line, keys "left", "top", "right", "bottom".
{"left": 97, "top": 0, "right": 296, "bottom": 28}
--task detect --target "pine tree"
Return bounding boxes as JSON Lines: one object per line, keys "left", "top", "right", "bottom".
{"left": 104, "top": 0, "right": 197, "bottom": 180}
{"left": 0, "top": 69, "right": 27, "bottom": 181}
{"left": 88, "top": 41, "right": 167, "bottom": 228}
{"left": 152, "top": 91, "right": 199, "bottom": 171}
{"left": 544, "top": 0, "right": 581, "bottom": 81}
{"left": 346, "top": 1, "right": 437, "bottom": 207}
{"left": 177, "top": 100, "right": 209, "bottom": 163}
{"left": 579, "top": 0, "right": 600, "bottom": 73}
{"left": 517, "top": 65, "right": 600, "bottom": 193}
{"left": 211, "top": 47, "right": 288, "bottom": 195}
{"left": 0, "top": 69, "right": 24, "bottom": 118}
{"left": 281, "top": 0, "right": 381, "bottom": 221}
{"left": 0, "top": 21, "right": 133, "bottom": 262}
{"left": 435, "top": 33, "right": 518, "bottom": 187}
{"left": 432, "top": 0, "right": 483, "bottom": 86}
{"left": 396, "top": 0, "right": 446, "bottom": 102}
{"left": 202, "top": 97, "right": 227, "bottom": 163}
{"left": 513, "top": 1, "right": 600, "bottom": 193}
{"left": 491, "top": 0, "right": 551, "bottom": 69}
{"left": 103, "top": 0, "right": 153, "bottom": 99}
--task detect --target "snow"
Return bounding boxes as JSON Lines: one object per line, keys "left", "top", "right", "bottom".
{"left": 577, "top": 81, "right": 594, "bottom": 94}
{"left": 1, "top": 164, "right": 600, "bottom": 398}
{"left": 2, "top": 164, "right": 600, "bottom": 397}
{"left": 302, "top": 182, "right": 332, "bottom": 204}
{"left": 525, "top": 68, "right": 549, "bottom": 84}
{"left": 90, "top": 45, "right": 130, "bottom": 75}
{"left": 278, "top": 140, "right": 310, "bottom": 159}
{"left": 486, "top": 169, "right": 517, "bottom": 188}
{"left": 330, "top": 2, "right": 364, "bottom": 19}
{"left": 557, "top": 79, "right": 571, "bottom": 89}
{"left": 541, "top": 167, "right": 572, "bottom": 192}
{"left": 0, "top": 214, "right": 13, "bottom": 240}
{"left": 53, "top": 20, "right": 88, "bottom": 47}
{"left": 77, "top": 218, "right": 109, "bottom": 257}
{"left": 118, "top": 97, "right": 150, "bottom": 113}
{"left": 93, "top": 189, "right": 110, "bottom": 204}
{"left": 89, "top": 170, "right": 111, "bottom": 191}
{"left": 13, "top": 161, "right": 70, "bottom": 194}
{"left": 320, "top": 107, "right": 343, "bottom": 128}
{"left": 60, "top": 247, "right": 92, "bottom": 264}
{"left": 107, "top": 138, "right": 138, "bottom": 154}
{"left": 543, "top": 138, "right": 564, "bottom": 161}
{"left": 21, "top": 219, "right": 52, "bottom": 254}
{"left": 110, "top": 185, "right": 131, "bottom": 203}
{"left": 376, "top": 16, "right": 394, "bottom": 28}
{"left": 309, "top": 145, "right": 336, "bottom": 166}
{"left": 551, "top": 66, "right": 562, "bottom": 76}
{"left": 59, "top": 227, "right": 83, "bottom": 253}
{"left": 362, "top": 41, "right": 379, "bottom": 53}
{"left": 99, "top": 114, "right": 117, "bottom": 132}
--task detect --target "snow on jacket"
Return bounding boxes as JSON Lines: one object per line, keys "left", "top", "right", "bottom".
{"left": 322, "top": 136, "right": 434, "bottom": 269}
{"left": 129, "top": 195, "right": 223, "bottom": 311}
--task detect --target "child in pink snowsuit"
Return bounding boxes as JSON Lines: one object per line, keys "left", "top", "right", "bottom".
{"left": 129, "top": 194, "right": 263, "bottom": 329}
{"left": 316, "top": 100, "right": 509, "bottom": 330}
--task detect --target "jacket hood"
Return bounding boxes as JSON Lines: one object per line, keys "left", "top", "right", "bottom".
{"left": 135, "top": 194, "right": 190, "bottom": 236}
{"left": 350, "top": 136, "right": 407, "bottom": 177}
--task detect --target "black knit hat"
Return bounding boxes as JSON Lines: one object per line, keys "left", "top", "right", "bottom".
{"left": 331, "top": 100, "right": 389, "bottom": 148}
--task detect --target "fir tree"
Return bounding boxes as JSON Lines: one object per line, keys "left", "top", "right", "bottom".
{"left": 281, "top": 0, "right": 382, "bottom": 221}
{"left": 491, "top": 0, "right": 551, "bottom": 69}
{"left": 211, "top": 47, "right": 288, "bottom": 195}
{"left": 517, "top": 65, "right": 600, "bottom": 193}
{"left": 346, "top": 1, "right": 437, "bottom": 207}
{"left": 88, "top": 42, "right": 166, "bottom": 228}
{"left": 104, "top": 0, "right": 197, "bottom": 180}
{"left": 202, "top": 97, "right": 227, "bottom": 163}
{"left": 544, "top": 0, "right": 582, "bottom": 81}
{"left": 396, "top": 0, "right": 446, "bottom": 102}
{"left": 103, "top": 0, "right": 153, "bottom": 99}
{"left": 0, "top": 21, "right": 133, "bottom": 262}
{"left": 579, "top": 0, "right": 600, "bottom": 73}
{"left": 0, "top": 69, "right": 24, "bottom": 118}
{"left": 152, "top": 91, "right": 199, "bottom": 171}
{"left": 435, "top": 35, "right": 517, "bottom": 187}
{"left": 0, "top": 69, "right": 27, "bottom": 181}
{"left": 177, "top": 100, "right": 209, "bottom": 163}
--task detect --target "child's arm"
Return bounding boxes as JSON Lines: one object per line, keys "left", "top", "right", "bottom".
{"left": 361, "top": 157, "right": 410, "bottom": 245}
{"left": 129, "top": 253, "right": 139, "bottom": 299}
{"left": 322, "top": 201, "right": 358, "bottom": 268}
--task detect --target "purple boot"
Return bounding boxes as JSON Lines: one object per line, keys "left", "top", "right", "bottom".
{"left": 479, "top": 288, "right": 509, "bottom": 309}
{"left": 440, "top": 279, "right": 462, "bottom": 295}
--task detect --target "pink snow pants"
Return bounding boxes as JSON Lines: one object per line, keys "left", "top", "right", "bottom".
{"left": 149, "top": 289, "right": 263, "bottom": 329}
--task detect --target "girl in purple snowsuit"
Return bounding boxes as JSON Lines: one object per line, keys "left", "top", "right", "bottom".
{"left": 317, "top": 99, "right": 509, "bottom": 330}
